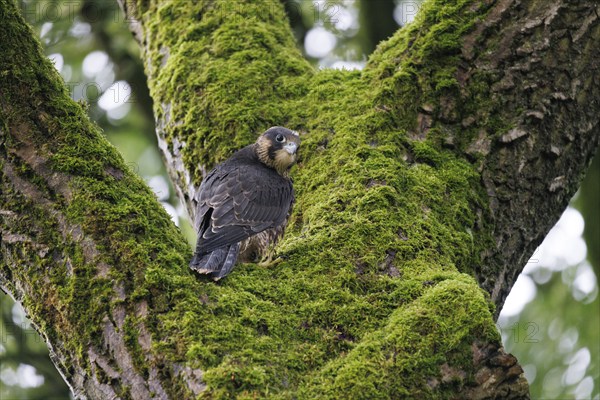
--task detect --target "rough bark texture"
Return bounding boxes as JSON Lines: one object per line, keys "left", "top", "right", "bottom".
{"left": 1, "top": 1, "right": 195, "bottom": 398}
{"left": 1, "top": 0, "right": 599, "bottom": 399}
{"left": 455, "top": 0, "right": 600, "bottom": 311}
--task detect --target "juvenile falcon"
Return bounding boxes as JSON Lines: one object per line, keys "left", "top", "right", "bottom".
{"left": 190, "top": 126, "right": 300, "bottom": 280}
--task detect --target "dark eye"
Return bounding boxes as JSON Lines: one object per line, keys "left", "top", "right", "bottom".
{"left": 276, "top": 134, "right": 285, "bottom": 143}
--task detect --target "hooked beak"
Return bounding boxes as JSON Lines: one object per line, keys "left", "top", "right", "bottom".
{"left": 284, "top": 142, "right": 298, "bottom": 155}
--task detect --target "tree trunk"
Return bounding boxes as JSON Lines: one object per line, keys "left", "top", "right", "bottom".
{"left": 1, "top": 0, "right": 598, "bottom": 398}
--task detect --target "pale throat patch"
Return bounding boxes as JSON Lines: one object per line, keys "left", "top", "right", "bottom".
{"left": 274, "top": 149, "right": 296, "bottom": 173}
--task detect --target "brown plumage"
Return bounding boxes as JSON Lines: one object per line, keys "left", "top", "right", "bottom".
{"left": 190, "top": 127, "right": 300, "bottom": 280}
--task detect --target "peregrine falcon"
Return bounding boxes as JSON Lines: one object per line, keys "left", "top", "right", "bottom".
{"left": 190, "top": 127, "right": 300, "bottom": 280}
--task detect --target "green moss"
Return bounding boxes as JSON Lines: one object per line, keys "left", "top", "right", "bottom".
{"left": 140, "top": 0, "right": 313, "bottom": 185}
{"left": 299, "top": 276, "right": 499, "bottom": 399}
{"left": 1, "top": 0, "right": 511, "bottom": 397}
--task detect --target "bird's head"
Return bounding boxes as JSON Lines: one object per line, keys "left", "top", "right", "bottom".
{"left": 256, "top": 126, "right": 301, "bottom": 176}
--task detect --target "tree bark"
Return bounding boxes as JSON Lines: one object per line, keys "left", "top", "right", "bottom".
{"left": 1, "top": 0, "right": 598, "bottom": 399}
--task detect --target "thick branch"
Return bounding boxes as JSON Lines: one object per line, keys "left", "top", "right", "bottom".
{"left": 1, "top": 0, "right": 197, "bottom": 397}
{"left": 365, "top": 0, "right": 600, "bottom": 312}
{"left": 120, "top": 0, "right": 313, "bottom": 219}
{"left": 466, "top": 1, "right": 600, "bottom": 307}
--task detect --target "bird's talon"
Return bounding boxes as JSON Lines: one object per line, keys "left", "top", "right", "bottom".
{"left": 258, "top": 257, "right": 283, "bottom": 268}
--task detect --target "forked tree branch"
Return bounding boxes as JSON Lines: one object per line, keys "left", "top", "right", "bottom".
{"left": 1, "top": 0, "right": 598, "bottom": 398}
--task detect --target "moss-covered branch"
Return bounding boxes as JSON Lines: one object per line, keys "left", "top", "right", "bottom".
{"left": 2, "top": 0, "right": 599, "bottom": 398}
{"left": 1, "top": 0, "right": 196, "bottom": 397}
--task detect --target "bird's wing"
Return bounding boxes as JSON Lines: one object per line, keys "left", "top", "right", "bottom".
{"left": 195, "top": 163, "right": 293, "bottom": 255}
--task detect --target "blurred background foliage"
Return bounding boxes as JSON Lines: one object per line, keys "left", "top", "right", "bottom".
{"left": 1, "top": 1, "right": 597, "bottom": 399}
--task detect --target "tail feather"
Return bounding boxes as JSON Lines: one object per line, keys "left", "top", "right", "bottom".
{"left": 212, "top": 243, "right": 240, "bottom": 280}
{"left": 189, "top": 248, "right": 227, "bottom": 273}
{"left": 190, "top": 243, "right": 240, "bottom": 280}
